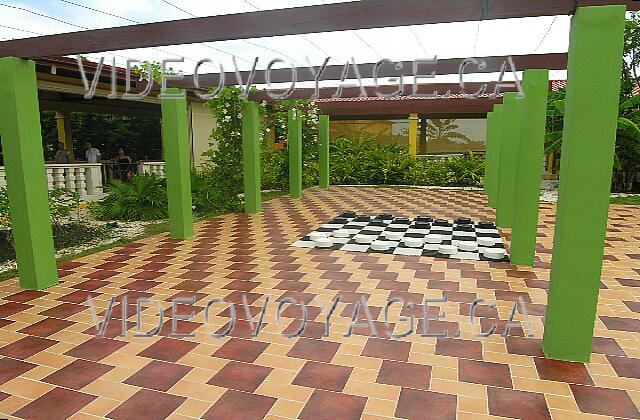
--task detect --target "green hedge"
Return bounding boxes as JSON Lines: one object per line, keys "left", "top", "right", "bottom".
{"left": 90, "top": 172, "right": 242, "bottom": 221}
{"left": 260, "top": 136, "right": 484, "bottom": 190}
{"left": 328, "top": 136, "right": 484, "bottom": 187}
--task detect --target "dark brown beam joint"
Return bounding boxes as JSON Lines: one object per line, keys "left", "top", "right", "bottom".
{"left": 179, "top": 53, "right": 567, "bottom": 89}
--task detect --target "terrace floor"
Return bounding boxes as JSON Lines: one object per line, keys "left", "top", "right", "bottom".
{"left": 0, "top": 186, "right": 638, "bottom": 419}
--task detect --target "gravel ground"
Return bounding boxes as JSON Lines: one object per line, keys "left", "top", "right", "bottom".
{"left": 0, "top": 219, "right": 161, "bottom": 274}
{"left": 540, "top": 180, "right": 560, "bottom": 202}
{"left": 540, "top": 180, "right": 640, "bottom": 203}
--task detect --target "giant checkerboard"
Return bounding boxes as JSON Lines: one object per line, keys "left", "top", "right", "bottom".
{"left": 292, "top": 212, "right": 509, "bottom": 262}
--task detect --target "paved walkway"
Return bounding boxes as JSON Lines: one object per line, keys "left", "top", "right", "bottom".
{"left": 0, "top": 187, "right": 638, "bottom": 419}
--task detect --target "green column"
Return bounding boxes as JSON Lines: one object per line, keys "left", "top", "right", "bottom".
{"left": 510, "top": 69, "right": 549, "bottom": 266}
{"left": 288, "top": 109, "right": 302, "bottom": 199}
{"left": 319, "top": 115, "right": 330, "bottom": 189}
{"left": 242, "top": 101, "right": 262, "bottom": 214}
{"left": 160, "top": 88, "right": 194, "bottom": 239}
{"left": 542, "top": 5, "right": 625, "bottom": 362}
{"left": 495, "top": 92, "right": 524, "bottom": 228}
{"left": 0, "top": 57, "right": 58, "bottom": 290}
{"left": 483, "top": 111, "right": 493, "bottom": 197}
{"left": 488, "top": 104, "right": 504, "bottom": 209}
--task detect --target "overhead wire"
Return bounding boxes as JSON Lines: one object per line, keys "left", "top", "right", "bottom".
{"left": 318, "top": 0, "right": 382, "bottom": 60}
{"left": 60, "top": 0, "right": 250, "bottom": 63}
{"left": 241, "top": 0, "right": 333, "bottom": 59}
{"left": 534, "top": 16, "right": 558, "bottom": 52}
{"left": 0, "top": 2, "right": 220, "bottom": 71}
{"left": 0, "top": 22, "right": 133, "bottom": 64}
{"left": 0, "top": 23, "right": 42, "bottom": 36}
{"left": 409, "top": 26, "right": 428, "bottom": 56}
{"left": 58, "top": 0, "right": 253, "bottom": 66}
{"left": 159, "top": 0, "right": 301, "bottom": 66}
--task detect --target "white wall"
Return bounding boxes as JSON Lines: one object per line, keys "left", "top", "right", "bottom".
{"left": 189, "top": 101, "right": 217, "bottom": 168}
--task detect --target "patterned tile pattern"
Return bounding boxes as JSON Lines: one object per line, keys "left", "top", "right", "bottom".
{"left": 0, "top": 186, "right": 637, "bottom": 419}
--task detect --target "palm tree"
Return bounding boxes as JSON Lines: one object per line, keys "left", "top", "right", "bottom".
{"left": 544, "top": 92, "right": 640, "bottom": 191}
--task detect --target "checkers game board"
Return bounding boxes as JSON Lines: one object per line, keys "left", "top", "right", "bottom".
{"left": 292, "top": 212, "right": 509, "bottom": 262}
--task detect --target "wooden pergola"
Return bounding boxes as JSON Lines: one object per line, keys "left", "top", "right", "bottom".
{"left": 0, "top": 0, "right": 634, "bottom": 58}
{"left": 0, "top": 0, "right": 637, "bottom": 362}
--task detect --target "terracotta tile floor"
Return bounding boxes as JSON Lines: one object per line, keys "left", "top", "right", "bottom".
{"left": 0, "top": 186, "right": 638, "bottom": 419}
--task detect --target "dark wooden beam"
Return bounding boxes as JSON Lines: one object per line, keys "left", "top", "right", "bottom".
{"left": 178, "top": 53, "right": 567, "bottom": 89}
{"left": 249, "top": 81, "right": 523, "bottom": 101}
{"left": 39, "top": 98, "right": 160, "bottom": 117}
{"left": 316, "top": 97, "right": 501, "bottom": 116}
{"left": 1, "top": 0, "right": 637, "bottom": 58}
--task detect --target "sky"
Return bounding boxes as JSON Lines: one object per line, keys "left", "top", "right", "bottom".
{"left": 0, "top": 0, "right": 572, "bottom": 87}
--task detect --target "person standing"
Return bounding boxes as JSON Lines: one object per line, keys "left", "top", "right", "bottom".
{"left": 85, "top": 142, "right": 101, "bottom": 163}
{"left": 54, "top": 142, "right": 73, "bottom": 164}
{"left": 115, "top": 147, "right": 134, "bottom": 181}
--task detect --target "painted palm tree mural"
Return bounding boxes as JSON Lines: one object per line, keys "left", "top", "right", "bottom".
{"left": 424, "top": 118, "right": 486, "bottom": 153}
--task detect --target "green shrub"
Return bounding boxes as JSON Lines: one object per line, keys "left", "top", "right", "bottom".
{"left": 201, "top": 88, "right": 322, "bottom": 199}
{"left": 90, "top": 171, "right": 244, "bottom": 222}
{"left": 404, "top": 159, "right": 450, "bottom": 186}
{"left": 329, "top": 136, "right": 484, "bottom": 187}
{"left": 261, "top": 149, "right": 288, "bottom": 191}
{"left": 191, "top": 170, "right": 243, "bottom": 216}
{"left": 89, "top": 174, "right": 168, "bottom": 221}
{"left": 445, "top": 152, "right": 485, "bottom": 187}
{"left": 201, "top": 86, "right": 249, "bottom": 204}
{"left": 270, "top": 100, "right": 321, "bottom": 188}
{"left": 0, "top": 188, "right": 10, "bottom": 231}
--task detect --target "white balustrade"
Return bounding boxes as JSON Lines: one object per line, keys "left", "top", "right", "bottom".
{"left": 138, "top": 161, "right": 166, "bottom": 178}
{"left": 0, "top": 163, "right": 104, "bottom": 200}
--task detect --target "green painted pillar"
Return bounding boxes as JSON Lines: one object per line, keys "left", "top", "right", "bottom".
{"left": 542, "top": 5, "right": 626, "bottom": 362}
{"left": 160, "top": 88, "right": 194, "bottom": 239}
{"left": 0, "top": 57, "right": 58, "bottom": 290}
{"left": 319, "top": 115, "right": 330, "bottom": 189}
{"left": 288, "top": 109, "right": 303, "bottom": 199}
{"left": 242, "top": 101, "right": 262, "bottom": 214}
{"left": 495, "top": 92, "right": 524, "bottom": 228}
{"left": 483, "top": 111, "right": 494, "bottom": 197}
{"left": 488, "top": 104, "right": 504, "bottom": 209}
{"left": 510, "top": 69, "right": 549, "bottom": 266}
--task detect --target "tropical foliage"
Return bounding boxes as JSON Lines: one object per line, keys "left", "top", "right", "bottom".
{"left": 266, "top": 100, "right": 321, "bottom": 189}
{"left": 89, "top": 170, "right": 243, "bottom": 221}
{"left": 200, "top": 86, "right": 254, "bottom": 209}
{"left": 330, "top": 136, "right": 484, "bottom": 187}
{"left": 90, "top": 174, "right": 168, "bottom": 221}
{"left": 545, "top": 89, "right": 640, "bottom": 192}
{"left": 201, "top": 86, "right": 321, "bottom": 193}
{"left": 544, "top": 13, "right": 640, "bottom": 192}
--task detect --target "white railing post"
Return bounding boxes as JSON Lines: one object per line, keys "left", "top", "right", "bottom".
{"left": 52, "top": 167, "right": 65, "bottom": 188}
{"left": 64, "top": 167, "right": 76, "bottom": 191}
{"left": 138, "top": 161, "right": 166, "bottom": 178}
{"left": 85, "top": 164, "right": 102, "bottom": 197}
{"left": 74, "top": 167, "right": 87, "bottom": 196}
{"left": 0, "top": 163, "right": 105, "bottom": 200}
{"left": 46, "top": 168, "right": 54, "bottom": 190}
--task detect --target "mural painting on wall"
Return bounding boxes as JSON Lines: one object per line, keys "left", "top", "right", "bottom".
{"left": 424, "top": 118, "right": 486, "bottom": 154}
{"left": 329, "top": 120, "right": 409, "bottom": 147}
